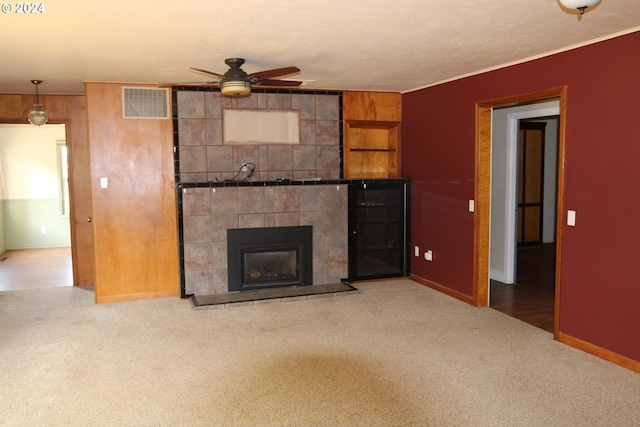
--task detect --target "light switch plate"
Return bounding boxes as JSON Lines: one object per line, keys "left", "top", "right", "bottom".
{"left": 100, "top": 177, "right": 108, "bottom": 189}
{"left": 567, "top": 210, "right": 576, "bottom": 226}
{"left": 469, "top": 199, "right": 475, "bottom": 212}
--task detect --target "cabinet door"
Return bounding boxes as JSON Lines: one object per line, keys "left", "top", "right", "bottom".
{"left": 348, "top": 181, "right": 409, "bottom": 280}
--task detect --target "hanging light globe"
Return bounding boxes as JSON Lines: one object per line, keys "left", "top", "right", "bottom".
{"left": 28, "top": 80, "right": 48, "bottom": 126}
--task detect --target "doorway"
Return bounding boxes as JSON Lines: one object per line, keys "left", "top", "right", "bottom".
{"left": 474, "top": 87, "right": 567, "bottom": 339}
{"left": 0, "top": 123, "right": 73, "bottom": 291}
{"left": 515, "top": 118, "right": 558, "bottom": 296}
{"left": 489, "top": 110, "right": 559, "bottom": 332}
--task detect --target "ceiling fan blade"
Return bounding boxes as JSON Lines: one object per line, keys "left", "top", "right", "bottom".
{"left": 168, "top": 82, "right": 220, "bottom": 87}
{"left": 250, "top": 66, "right": 300, "bottom": 80}
{"left": 257, "top": 79, "right": 303, "bottom": 87}
{"left": 190, "top": 67, "right": 224, "bottom": 80}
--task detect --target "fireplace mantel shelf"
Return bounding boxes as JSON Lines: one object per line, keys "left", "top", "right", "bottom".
{"left": 177, "top": 178, "right": 410, "bottom": 189}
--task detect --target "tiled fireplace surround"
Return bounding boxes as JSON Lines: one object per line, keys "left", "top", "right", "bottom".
{"left": 175, "top": 88, "right": 348, "bottom": 296}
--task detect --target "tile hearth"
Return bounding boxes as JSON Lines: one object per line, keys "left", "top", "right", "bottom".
{"left": 190, "top": 281, "right": 359, "bottom": 310}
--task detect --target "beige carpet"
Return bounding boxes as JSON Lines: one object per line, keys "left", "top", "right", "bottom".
{"left": 1, "top": 279, "right": 639, "bottom": 426}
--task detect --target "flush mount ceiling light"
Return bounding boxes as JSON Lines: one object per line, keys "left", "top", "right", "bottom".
{"left": 558, "top": 0, "right": 601, "bottom": 15}
{"left": 28, "top": 80, "right": 48, "bottom": 126}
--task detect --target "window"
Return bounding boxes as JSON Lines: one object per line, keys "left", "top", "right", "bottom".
{"left": 57, "top": 140, "right": 69, "bottom": 217}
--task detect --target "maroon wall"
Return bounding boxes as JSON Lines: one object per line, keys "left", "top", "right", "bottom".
{"left": 402, "top": 30, "right": 640, "bottom": 362}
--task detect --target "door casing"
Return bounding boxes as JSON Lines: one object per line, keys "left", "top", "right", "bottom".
{"left": 474, "top": 87, "right": 567, "bottom": 340}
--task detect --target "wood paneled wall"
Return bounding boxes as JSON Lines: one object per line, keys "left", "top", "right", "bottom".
{"left": 343, "top": 91, "right": 402, "bottom": 122}
{"left": 0, "top": 93, "right": 94, "bottom": 286}
{"left": 85, "top": 83, "right": 178, "bottom": 303}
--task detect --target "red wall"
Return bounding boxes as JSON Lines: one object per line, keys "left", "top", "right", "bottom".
{"left": 402, "top": 30, "right": 640, "bottom": 362}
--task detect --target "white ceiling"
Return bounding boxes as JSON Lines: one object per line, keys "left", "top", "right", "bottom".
{"left": 1, "top": 0, "right": 639, "bottom": 95}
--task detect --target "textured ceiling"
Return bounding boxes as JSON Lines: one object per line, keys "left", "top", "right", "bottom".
{"left": 1, "top": 0, "right": 639, "bottom": 95}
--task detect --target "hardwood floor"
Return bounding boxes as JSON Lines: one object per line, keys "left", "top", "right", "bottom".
{"left": 0, "top": 247, "right": 73, "bottom": 291}
{"left": 490, "top": 243, "right": 556, "bottom": 333}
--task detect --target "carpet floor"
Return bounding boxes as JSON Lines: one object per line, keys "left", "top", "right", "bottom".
{"left": 1, "top": 279, "right": 639, "bottom": 426}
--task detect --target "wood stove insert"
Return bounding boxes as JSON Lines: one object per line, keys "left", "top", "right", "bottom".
{"left": 227, "top": 226, "right": 313, "bottom": 292}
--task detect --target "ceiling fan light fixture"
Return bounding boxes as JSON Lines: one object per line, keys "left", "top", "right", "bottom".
{"left": 558, "top": 0, "right": 600, "bottom": 14}
{"left": 28, "top": 80, "right": 48, "bottom": 126}
{"left": 220, "top": 80, "right": 252, "bottom": 97}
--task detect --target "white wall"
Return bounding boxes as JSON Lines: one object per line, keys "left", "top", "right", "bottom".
{"left": 490, "top": 100, "right": 559, "bottom": 284}
{"left": 0, "top": 124, "right": 65, "bottom": 199}
{"left": 0, "top": 124, "right": 69, "bottom": 250}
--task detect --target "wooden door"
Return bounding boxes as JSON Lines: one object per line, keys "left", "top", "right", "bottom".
{"left": 517, "top": 121, "right": 546, "bottom": 245}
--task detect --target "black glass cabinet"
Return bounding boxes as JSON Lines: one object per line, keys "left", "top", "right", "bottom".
{"left": 348, "top": 179, "right": 410, "bottom": 281}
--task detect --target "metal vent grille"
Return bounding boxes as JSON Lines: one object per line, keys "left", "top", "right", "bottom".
{"left": 122, "top": 87, "right": 169, "bottom": 119}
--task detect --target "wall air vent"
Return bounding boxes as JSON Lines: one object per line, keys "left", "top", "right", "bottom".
{"left": 122, "top": 87, "right": 169, "bottom": 119}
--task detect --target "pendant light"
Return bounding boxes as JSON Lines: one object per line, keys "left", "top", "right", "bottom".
{"left": 28, "top": 80, "right": 48, "bottom": 126}
{"left": 558, "top": 0, "right": 600, "bottom": 15}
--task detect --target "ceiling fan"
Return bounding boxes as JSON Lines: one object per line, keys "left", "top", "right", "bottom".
{"left": 190, "top": 58, "right": 302, "bottom": 97}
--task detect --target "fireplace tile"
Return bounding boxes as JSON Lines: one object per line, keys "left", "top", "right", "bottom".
{"left": 232, "top": 146, "right": 260, "bottom": 172}
{"left": 205, "top": 118, "right": 222, "bottom": 146}
{"left": 266, "top": 93, "right": 292, "bottom": 109}
{"left": 293, "top": 146, "right": 317, "bottom": 171}
{"left": 207, "top": 146, "right": 234, "bottom": 175}
{"left": 182, "top": 183, "right": 349, "bottom": 296}
{"left": 183, "top": 216, "right": 211, "bottom": 243}
{"left": 179, "top": 145, "right": 207, "bottom": 174}
{"left": 265, "top": 186, "right": 300, "bottom": 213}
{"left": 316, "top": 145, "right": 340, "bottom": 171}
{"left": 313, "top": 261, "right": 327, "bottom": 285}
{"left": 178, "top": 119, "right": 205, "bottom": 146}
{"left": 238, "top": 213, "right": 265, "bottom": 228}
{"left": 299, "top": 186, "right": 325, "bottom": 212}
{"left": 237, "top": 94, "right": 258, "bottom": 109}
{"left": 263, "top": 213, "right": 276, "bottom": 228}
{"left": 265, "top": 170, "right": 292, "bottom": 181}
{"left": 182, "top": 188, "right": 211, "bottom": 216}
{"left": 211, "top": 267, "right": 228, "bottom": 294}
{"left": 299, "top": 120, "right": 316, "bottom": 145}
{"left": 177, "top": 91, "right": 341, "bottom": 184}
{"left": 325, "top": 257, "right": 348, "bottom": 283}
{"left": 274, "top": 212, "right": 300, "bottom": 227}
{"left": 211, "top": 242, "right": 227, "bottom": 269}
{"left": 267, "top": 145, "right": 293, "bottom": 171}
{"left": 180, "top": 173, "right": 208, "bottom": 183}
{"left": 326, "top": 211, "right": 348, "bottom": 237}
{"left": 210, "top": 214, "right": 239, "bottom": 242}
{"left": 316, "top": 95, "right": 339, "bottom": 120}
{"left": 237, "top": 187, "right": 265, "bottom": 213}
{"left": 204, "top": 91, "right": 234, "bottom": 119}
{"left": 210, "top": 187, "right": 238, "bottom": 215}
{"left": 300, "top": 211, "right": 328, "bottom": 236}
{"left": 316, "top": 120, "right": 339, "bottom": 146}
{"left": 292, "top": 170, "right": 322, "bottom": 181}
{"left": 292, "top": 94, "right": 316, "bottom": 120}
{"left": 185, "top": 269, "right": 213, "bottom": 296}
{"left": 311, "top": 169, "right": 340, "bottom": 180}
{"left": 184, "top": 243, "right": 213, "bottom": 270}
{"left": 177, "top": 91, "right": 205, "bottom": 119}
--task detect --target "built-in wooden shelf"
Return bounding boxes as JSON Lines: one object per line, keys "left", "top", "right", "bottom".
{"left": 342, "top": 92, "right": 402, "bottom": 179}
{"left": 345, "top": 120, "right": 400, "bottom": 179}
